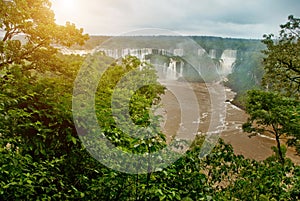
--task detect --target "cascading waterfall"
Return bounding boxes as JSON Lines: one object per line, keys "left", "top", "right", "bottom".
{"left": 166, "top": 59, "right": 177, "bottom": 80}
{"left": 96, "top": 47, "right": 237, "bottom": 81}
{"left": 220, "top": 49, "right": 237, "bottom": 76}
{"left": 156, "top": 59, "right": 185, "bottom": 81}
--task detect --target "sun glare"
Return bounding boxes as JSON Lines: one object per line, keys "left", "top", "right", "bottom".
{"left": 51, "top": 0, "right": 77, "bottom": 11}
{"left": 51, "top": 0, "right": 79, "bottom": 24}
{"left": 61, "top": 0, "right": 75, "bottom": 9}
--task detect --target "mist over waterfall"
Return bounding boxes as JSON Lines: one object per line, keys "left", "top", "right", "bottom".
{"left": 159, "top": 59, "right": 184, "bottom": 81}
{"left": 219, "top": 49, "right": 237, "bottom": 76}
{"left": 166, "top": 59, "right": 177, "bottom": 80}
{"left": 92, "top": 36, "right": 244, "bottom": 82}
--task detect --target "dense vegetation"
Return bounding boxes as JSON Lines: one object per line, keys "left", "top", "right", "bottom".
{"left": 243, "top": 15, "right": 300, "bottom": 163}
{"left": 0, "top": 0, "right": 299, "bottom": 200}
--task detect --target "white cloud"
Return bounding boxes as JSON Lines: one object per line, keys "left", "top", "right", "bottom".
{"left": 51, "top": 0, "right": 300, "bottom": 38}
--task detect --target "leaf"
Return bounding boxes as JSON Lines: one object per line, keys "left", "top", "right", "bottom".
{"left": 71, "top": 136, "right": 77, "bottom": 145}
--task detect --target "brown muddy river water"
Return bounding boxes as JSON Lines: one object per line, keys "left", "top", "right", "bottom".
{"left": 158, "top": 81, "right": 300, "bottom": 165}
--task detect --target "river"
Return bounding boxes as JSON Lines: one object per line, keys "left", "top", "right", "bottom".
{"left": 158, "top": 81, "right": 300, "bottom": 164}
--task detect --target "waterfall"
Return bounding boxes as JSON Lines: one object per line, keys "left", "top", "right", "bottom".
{"left": 166, "top": 59, "right": 177, "bottom": 80}
{"left": 220, "top": 49, "right": 237, "bottom": 76}
{"left": 198, "top": 48, "right": 206, "bottom": 56}
{"left": 209, "top": 49, "right": 217, "bottom": 59}
{"left": 179, "top": 61, "right": 184, "bottom": 77}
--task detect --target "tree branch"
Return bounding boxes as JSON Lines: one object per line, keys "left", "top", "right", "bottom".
{"left": 278, "top": 59, "right": 300, "bottom": 74}
{"left": 0, "top": 39, "right": 49, "bottom": 69}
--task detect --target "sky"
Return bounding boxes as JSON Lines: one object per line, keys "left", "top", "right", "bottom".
{"left": 51, "top": 0, "right": 300, "bottom": 39}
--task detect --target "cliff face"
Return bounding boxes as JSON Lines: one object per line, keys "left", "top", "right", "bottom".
{"left": 61, "top": 36, "right": 264, "bottom": 89}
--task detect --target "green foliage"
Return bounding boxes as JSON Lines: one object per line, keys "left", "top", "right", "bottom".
{"left": 243, "top": 90, "right": 299, "bottom": 135}
{"left": 0, "top": 0, "right": 89, "bottom": 195}
{"left": 0, "top": 56, "right": 85, "bottom": 199}
{"left": 91, "top": 55, "right": 166, "bottom": 151}
{"left": 0, "top": 0, "right": 89, "bottom": 73}
{"left": 242, "top": 15, "right": 300, "bottom": 163}
{"left": 242, "top": 90, "right": 300, "bottom": 164}
{"left": 217, "top": 158, "right": 299, "bottom": 200}
{"left": 226, "top": 51, "right": 264, "bottom": 99}
{"left": 262, "top": 15, "right": 300, "bottom": 98}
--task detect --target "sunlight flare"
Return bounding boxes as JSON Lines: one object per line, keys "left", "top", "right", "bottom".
{"left": 61, "top": 0, "right": 75, "bottom": 10}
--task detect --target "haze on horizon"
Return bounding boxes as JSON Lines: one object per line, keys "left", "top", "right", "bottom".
{"left": 51, "top": 0, "right": 300, "bottom": 39}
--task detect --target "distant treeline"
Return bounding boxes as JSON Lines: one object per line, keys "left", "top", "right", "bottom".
{"left": 191, "top": 36, "right": 265, "bottom": 57}
{"left": 73, "top": 35, "right": 264, "bottom": 52}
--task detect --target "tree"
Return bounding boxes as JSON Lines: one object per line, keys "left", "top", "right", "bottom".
{"left": 242, "top": 90, "right": 300, "bottom": 165}
{"left": 262, "top": 15, "right": 300, "bottom": 98}
{"left": 0, "top": 0, "right": 89, "bottom": 157}
{"left": 0, "top": 1, "right": 90, "bottom": 198}
{"left": 0, "top": 0, "right": 89, "bottom": 73}
{"left": 243, "top": 16, "right": 300, "bottom": 163}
